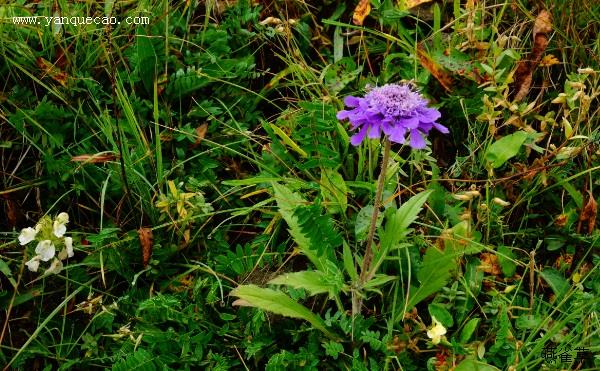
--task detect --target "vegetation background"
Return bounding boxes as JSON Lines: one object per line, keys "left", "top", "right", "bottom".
{"left": 0, "top": 0, "right": 598, "bottom": 369}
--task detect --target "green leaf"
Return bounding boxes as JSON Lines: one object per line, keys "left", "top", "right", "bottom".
{"left": 269, "top": 270, "right": 339, "bottom": 297}
{"left": 0, "top": 259, "right": 16, "bottom": 288}
{"left": 135, "top": 29, "right": 158, "bottom": 93}
{"left": 231, "top": 285, "right": 338, "bottom": 339}
{"left": 363, "top": 274, "right": 397, "bottom": 291}
{"left": 460, "top": 318, "right": 480, "bottom": 343}
{"left": 443, "top": 220, "right": 482, "bottom": 255}
{"left": 428, "top": 303, "right": 453, "bottom": 327}
{"left": 373, "top": 190, "right": 432, "bottom": 275}
{"left": 272, "top": 183, "right": 324, "bottom": 271}
{"left": 539, "top": 268, "right": 570, "bottom": 299}
{"left": 112, "top": 349, "right": 157, "bottom": 371}
{"left": 322, "top": 340, "right": 344, "bottom": 359}
{"left": 342, "top": 241, "right": 358, "bottom": 281}
{"left": 320, "top": 168, "right": 348, "bottom": 214}
{"left": 403, "top": 245, "right": 456, "bottom": 313}
{"left": 497, "top": 246, "right": 516, "bottom": 277}
{"left": 485, "top": 131, "right": 528, "bottom": 168}
{"left": 354, "top": 205, "right": 382, "bottom": 242}
{"left": 455, "top": 358, "right": 500, "bottom": 371}
{"left": 269, "top": 123, "right": 308, "bottom": 158}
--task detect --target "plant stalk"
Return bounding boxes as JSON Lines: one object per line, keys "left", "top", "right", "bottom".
{"left": 360, "top": 138, "right": 391, "bottom": 283}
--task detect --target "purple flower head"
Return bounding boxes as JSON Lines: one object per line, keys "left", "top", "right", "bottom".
{"left": 337, "top": 83, "right": 449, "bottom": 148}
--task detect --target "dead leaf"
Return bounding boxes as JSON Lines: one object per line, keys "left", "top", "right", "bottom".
{"left": 417, "top": 46, "right": 453, "bottom": 91}
{"left": 190, "top": 123, "right": 208, "bottom": 148}
{"left": 5, "top": 198, "right": 22, "bottom": 228}
{"left": 578, "top": 191, "right": 597, "bottom": 234}
{"left": 479, "top": 253, "right": 502, "bottom": 276}
{"left": 36, "top": 57, "right": 68, "bottom": 87}
{"left": 137, "top": 227, "right": 153, "bottom": 268}
{"left": 352, "top": 0, "right": 371, "bottom": 26}
{"left": 71, "top": 152, "right": 117, "bottom": 164}
{"left": 404, "top": 0, "right": 434, "bottom": 10}
{"left": 513, "top": 10, "right": 552, "bottom": 101}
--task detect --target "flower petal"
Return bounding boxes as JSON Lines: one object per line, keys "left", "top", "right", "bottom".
{"left": 35, "top": 240, "right": 56, "bottom": 262}
{"left": 350, "top": 125, "right": 369, "bottom": 146}
{"left": 388, "top": 126, "right": 407, "bottom": 144}
{"left": 53, "top": 221, "right": 67, "bottom": 237}
{"left": 409, "top": 129, "right": 426, "bottom": 149}
{"left": 419, "top": 108, "right": 441, "bottom": 123}
{"left": 64, "top": 237, "right": 74, "bottom": 258}
{"left": 433, "top": 122, "right": 449, "bottom": 134}
{"left": 399, "top": 117, "right": 420, "bottom": 129}
{"left": 367, "top": 124, "right": 381, "bottom": 139}
{"left": 343, "top": 95, "right": 361, "bottom": 108}
{"left": 18, "top": 227, "right": 37, "bottom": 245}
{"left": 45, "top": 258, "right": 63, "bottom": 275}
{"left": 25, "top": 257, "right": 40, "bottom": 272}
{"left": 336, "top": 110, "right": 351, "bottom": 120}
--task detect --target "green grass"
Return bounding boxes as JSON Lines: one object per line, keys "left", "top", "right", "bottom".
{"left": 0, "top": 0, "right": 599, "bottom": 369}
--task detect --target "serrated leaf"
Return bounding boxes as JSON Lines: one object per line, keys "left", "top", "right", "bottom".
{"left": 272, "top": 183, "right": 323, "bottom": 271}
{"left": 112, "top": 349, "right": 157, "bottom": 371}
{"left": 371, "top": 190, "right": 432, "bottom": 279}
{"left": 231, "top": 285, "right": 338, "bottom": 339}
{"left": 269, "top": 271, "right": 336, "bottom": 297}
{"left": 320, "top": 168, "right": 347, "bottom": 214}
{"left": 355, "top": 205, "right": 382, "bottom": 242}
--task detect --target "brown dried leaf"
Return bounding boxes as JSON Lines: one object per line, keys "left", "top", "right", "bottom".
{"left": 513, "top": 10, "right": 552, "bottom": 101}
{"left": 479, "top": 253, "right": 502, "bottom": 276}
{"left": 352, "top": 0, "right": 371, "bottom": 26}
{"left": 137, "top": 227, "right": 153, "bottom": 267}
{"left": 36, "top": 57, "right": 68, "bottom": 87}
{"left": 417, "top": 46, "right": 453, "bottom": 91}
{"left": 579, "top": 191, "right": 597, "bottom": 234}
{"left": 190, "top": 123, "right": 208, "bottom": 148}
{"left": 405, "top": 0, "right": 434, "bottom": 10}
{"left": 71, "top": 152, "right": 117, "bottom": 164}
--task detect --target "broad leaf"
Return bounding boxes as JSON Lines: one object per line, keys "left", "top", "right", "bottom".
{"left": 269, "top": 270, "right": 342, "bottom": 298}
{"left": 231, "top": 285, "right": 338, "bottom": 339}
{"left": 403, "top": 245, "right": 456, "bottom": 313}
{"left": 485, "top": 131, "right": 528, "bottom": 169}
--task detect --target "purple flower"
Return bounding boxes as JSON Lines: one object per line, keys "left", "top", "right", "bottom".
{"left": 337, "top": 84, "right": 449, "bottom": 148}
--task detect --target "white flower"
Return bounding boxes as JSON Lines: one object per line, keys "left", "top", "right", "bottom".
{"left": 53, "top": 220, "right": 67, "bottom": 237}
{"left": 53, "top": 212, "right": 69, "bottom": 237}
{"left": 35, "top": 240, "right": 56, "bottom": 262}
{"left": 25, "top": 256, "right": 41, "bottom": 272}
{"left": 64, "top": 237, "right": 74, "bottom": 257}
{"left": 18, "top": 227, "right": 38, "bottom": 245}
{"left": 59, "top": 237, "right": 74, "bottom": 260}
{"left": 427, "top": 316, "right": 447, "bottom": 345}
{"left": 56, "top": 212, "right": 69, "bottom": 224}
{"left": 45, "top": 258, "right": 63, "bottom": 275}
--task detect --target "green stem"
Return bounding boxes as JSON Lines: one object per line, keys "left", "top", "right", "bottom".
{"left": 360, "top": 138, "right": 391, "bottom": 283}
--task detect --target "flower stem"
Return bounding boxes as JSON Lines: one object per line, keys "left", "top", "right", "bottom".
{"left": 360, "top": 138, "right": 391, "bottom": 283}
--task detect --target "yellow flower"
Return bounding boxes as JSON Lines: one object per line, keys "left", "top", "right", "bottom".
{"left": 427, "top": 316, "right": 447, "bottom": 345}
